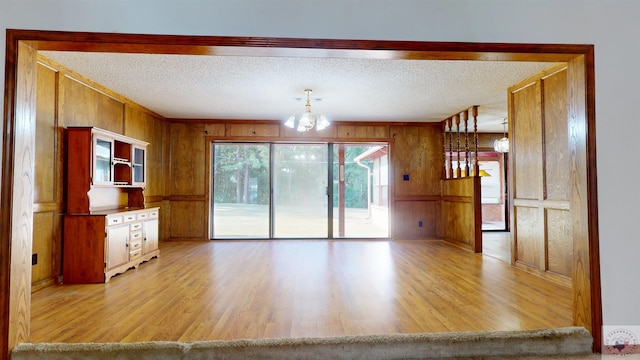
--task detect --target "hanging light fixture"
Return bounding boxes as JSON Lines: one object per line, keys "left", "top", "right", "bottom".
{"left": 494, "top": 118, "right": 509, "bottom": 153}
{"left": 284, "top": 89, "right": 330, "bottom": 132}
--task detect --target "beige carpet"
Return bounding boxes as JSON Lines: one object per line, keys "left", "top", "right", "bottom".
{"left": 11, "top": 327, "right": 598, "bottom": 360}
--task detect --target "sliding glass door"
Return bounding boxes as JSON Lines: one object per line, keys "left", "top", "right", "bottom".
{"left": 212, "top": 144, "right": 270, "bottom": 238}
{"left": 272, "top": 144, "right": 329, "bottom": 238}
{"left": 333, "top": 144, "right": 389, "bottom": 238}
{"left": 211, "top": 142, "right": 388, "bottom": 239}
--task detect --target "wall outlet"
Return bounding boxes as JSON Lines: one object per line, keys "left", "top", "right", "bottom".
{"left": 403, "top": 174, "right": 410, "bottom": 181}
{"left": 32, "top": 253, "right": 37, "bottom": 265}
{"left": 418, "top": 220, "right": 423, "bottom": 228}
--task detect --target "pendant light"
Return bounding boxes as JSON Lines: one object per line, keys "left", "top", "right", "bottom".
{"left": 494, "top": 118, "right": 509, "bottom": 153}
{"left": 284, "top": 89, "right": 330, "bottom": 132}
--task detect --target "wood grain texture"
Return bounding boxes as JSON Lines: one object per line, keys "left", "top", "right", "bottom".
{"left": 568, "top": 53, "right": 602, "bottom": 349}
{"left": 543, "top": 66, "right": 570, "bottom": 201}
{"left": 63, "top": 215, "right": 106, "bottom": 284}
{"left": 33, "top": 63, "right": 63, "bottom": 288}
{"left": 169, "top": 122, "right": 206, "bottom": 196}
{"left": 0, "top": 30, "right": 600, "bottom": 357}
{"left": 35, "top": 63, "right": 57, "bottom": 203}
{"left": 204, "top": 123, "right": 226, "bottom": 137}
{"left": 511, "top": 82, "right": 542, "bottom": 201}
{"left": 168, "top": 201, "right": 207, "bottom": 238}
{"left": 65, "top": 128, "right": 93, "bottom": 214}
{"left": 509, "top": 65, "right": 575, "bottom": 286}
{"left": 393, "top": 201, "right": 438, "bottom": 239}
{"left": 30, "top": 240, "right": 573, "bottom": 343}
{"left": 546, "top": 209, "right": 572, "bottom": 278}
{"left": 3, "top": 40, "right": 38, "bottom": 358}
{"left": 441, "top": 178, "right": 482, "bottom": 252}
{"left": 31, "top": 30, "right": 588, "bottom": 62}
{"left": 337, "top": 125, "right": 388, "bottom": 139}
{"left": 31, "top": 212, "right": 54, "bottom": 284}
{"left": 60, "top": 75, "right": 124, "bottom": 133}
{"left": 391, "top": 125, "right": 443, "bottom": 197}
{"left": 124, "top": 105, "right": 166, "bottom": 198}
{"left": 514, "top": 206, "right": 540, "bottom": 267}
{"left": 226, "top": 123, "right": 280, "bottom": 137}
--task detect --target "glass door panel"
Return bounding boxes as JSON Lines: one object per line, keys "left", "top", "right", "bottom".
{"left": 212, "top": 144, "right": 270, "bottom": 238}
{"left": 333, "top": 144, "right": 389, "bottom": 238}
{"left": 94, "top": 137, "right": 113, "bottom": 185}
{"left": 132, "top": 146, "right": 145, "bottom": 185}
{"left": 273, "top": 144, "right": 328, "bottom": 238}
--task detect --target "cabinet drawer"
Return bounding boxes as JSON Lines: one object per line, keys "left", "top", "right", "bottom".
{"left": 129, "top": 238, "right": 143, "bottom": 250}
{"left": 130, "top": 222, "right": 142, "bottom": 231}
{"left": 148, "top": 210, "right": 159, "bottom": 219}
{"left": 123, "top": 213, "right": 136, "bottom": 223}
{"left": 137, "top": 212, "right": 148, "bottom": 220}
{"left": 106, "top": 215, "right": 123, "bottom": 226}
{"left": 130, "top": 230, "right": 142, "bottom": 240}
{"left": 129, "top": 249, "right": 142, "bottom": 261}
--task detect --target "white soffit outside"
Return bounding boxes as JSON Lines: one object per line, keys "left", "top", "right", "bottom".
{"left": 39, "top": 51, "right": 555, "bottom": 132}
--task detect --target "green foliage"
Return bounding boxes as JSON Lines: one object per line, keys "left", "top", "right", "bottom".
{"left": 333, "top": 146, "right": 372, "bottom": 209}
{"left": 213, "top": 144, "right": 375, "bottom": 208}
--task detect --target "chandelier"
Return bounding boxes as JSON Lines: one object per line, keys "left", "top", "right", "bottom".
{"left": 494, "top": 118, "right": 509, "bottom": 153}
{"left": 284, "top": 89, "right": 330, "bottom": 132}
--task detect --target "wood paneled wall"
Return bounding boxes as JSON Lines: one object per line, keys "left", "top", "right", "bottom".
{"left": 2, "top": 31, "right": 599, "bottom": 357}
{"left": 32, "top": 63, "right": 62, "bottom": 290}
{"left": 509, "top": 63, "right": 572, "bottom": 286}
{"left": 391, "top": 125, "right": 443, "bottom": 239}
{"left": 441, "top": 177, "right": 482, "bottom": 252}
{"left": 166, "top": 121, "right": 443, "bottom": 240}
{"left": 32, "top": 56, "right": 167, "bottom": 288}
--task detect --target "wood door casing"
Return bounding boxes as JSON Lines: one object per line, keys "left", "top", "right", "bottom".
{"left": 2, "top": 31, "right": 600, "bottom": 358}
{"left": 509, "top": 64, "right": 572, "bottom": 284}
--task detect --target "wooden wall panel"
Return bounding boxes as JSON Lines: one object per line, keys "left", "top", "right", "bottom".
{"left": 226, "top": 123, "right": 280, "bottom": 137}
{"left": 547, "top": 209, "right": 572, "bottom": 278}
{"left": 440, "top": 177, "right": 481, "bottom": 252}
{"left": 337, "top": 125, "right": 388, "bottom": 139}
{"left": 169, "top": 201, "right": 207, "bottom": 238}
{"left": 393, "top": 201, "right": 438, "bottom": 239}
{"left": 35, "top": 64, "right": 57, "bottom": 203}
{"left": 61, "top": 75, "right": 124, "bottom": 133}
{"left": 124, "top": 105, "right": 166, "bottom": 198}
{"left": 510, "top": 63, "right": 572, "bottom": 285}
{"left": 441, "top": 201, "right": 474, "bottom": 246}
{"left": 33, "top": 62, "right": 63, "bottom": 289}
{"left": 169, "top": 123, "right": 206, "bottom": 196}
{"left": 391, "top": 125, "right": 442, "bottom": 197}
{"left": 512, "top": 82, "right": 542, "bottom": 201}
{"left": 514, "top": 206, "right": 540, "bottom": 267}
{"left": 31, "top": 212, "right": 54, "bottom": 284}
{"left": 543, "top": 68, "right": 570, "bottom": 201}
{"left": 204, "top": 123, "right": 226, "bottom": 137}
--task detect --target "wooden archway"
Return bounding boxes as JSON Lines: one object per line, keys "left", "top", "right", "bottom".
{"left": 1, "top": 30, "right": 600, "bottom": 359}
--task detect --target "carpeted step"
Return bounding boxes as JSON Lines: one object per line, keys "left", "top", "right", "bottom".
{"left": 11, "top": 327, "right": 595, "bottom": 360}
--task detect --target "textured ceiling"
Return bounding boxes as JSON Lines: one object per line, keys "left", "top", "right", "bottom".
{"left": 40, "top": 51, "right": 555, "bottom": 132}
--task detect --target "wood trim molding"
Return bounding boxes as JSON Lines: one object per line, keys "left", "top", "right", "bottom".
{"left": 1, "top": 29, "right": 600, "bottom": 358}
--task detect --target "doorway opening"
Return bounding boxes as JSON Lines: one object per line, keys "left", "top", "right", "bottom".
{"left": 210, "top": 142, "right": 389, "bottom": 239}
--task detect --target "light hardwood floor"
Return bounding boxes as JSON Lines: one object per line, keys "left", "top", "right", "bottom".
{"left": 30, "top": 239, "right": 572, "bottom": 343}
{"left": 482, "top": 231, "right": 511, "bottom": 263}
